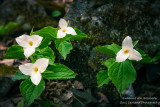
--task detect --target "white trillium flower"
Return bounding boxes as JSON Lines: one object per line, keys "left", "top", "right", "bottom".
{"left": 57, "top": 18, "right": 77, "bottom": 38}
{"left": 116, "top": 36, "right": 142, "bottom": 62}
{"left": 19, "top": 58, "right": 49, "bottom": 85}
{"left": 16, "top": 34, "right": 43, "bottom": 58}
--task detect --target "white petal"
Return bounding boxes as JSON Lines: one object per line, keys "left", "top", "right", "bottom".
{"left": 66, "top": 27, "right": 77, "bottom": 35}
{"left": 116, "top": 49, "right": 129, "bottom": 62}
{"left": 59, "top": 18, "right": 67, "bottom": 29}
{"left": 30, "top": 35, "right": 43, "bottom": 48}
{"left": 122, "top": 36, "right": 133, "bottom": 49}
{"left": 19, "top": 63, "right": 34, "bottom": 76}
{"left": 128, "top": 49, "right": 142, "bottom": 61}
{"left": 31, "top": 71, "right": 41, "bottom": 85}
{"left": 24, "top": 47, "right": 35, "bottom": 58}
{"left": 34, "top": 58, "right": 49, "bottom": 73}
{"left": 16, "top": 34, "right": 30, "bottom": 47}
{"left": 57, "top": 30, "right": 66, "bottom": 38}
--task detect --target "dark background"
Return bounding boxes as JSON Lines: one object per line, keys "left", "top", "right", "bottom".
{"left": 0, "top": 0, "right": 160, "bottom": 107}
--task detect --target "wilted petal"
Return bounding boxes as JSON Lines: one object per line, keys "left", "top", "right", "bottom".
{"left": 59, "top": 18, "right": 67, "bottom": 29}
{"left": 116, "top": 49, "right": 129, "bottom": 62}
{"left": 66, "top": 27, "right": 77, "bottom": 35}
{"left": 34, "top": 58, "right": 49, "bottom": 73}
{"left": 57, "top": 30, "right": 66, "bottom": 38}
{"left": 128, "top": 49, "right": 142, "bottom": 61}
{"left": 24, "top": 47, "right": 35, "bottom": 58}
{"left": 122, "top": 36, "right": 133, "bottom": 49}
{"left": 30, "top": 35, "right": 43, "bottom": 48}
{"left": 16, "top": 34, "right": 30, "bottom": 47}
{"left": 31, "top": 71, "right": 41, "bottom": 85}
{"left": 19, "top": 63, "right": 34, "bottom": 76}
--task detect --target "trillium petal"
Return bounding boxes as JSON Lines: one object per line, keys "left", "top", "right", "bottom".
{"left": 122, "top": 36, "right": 133, "bottom": 49}
{"left": 128, "top": 49, "right": 142, "bottom": 61}
{"left": 19, "top": 63, "right": 34, "bottom": 76}
{"left": 34, "top": 58, "right": 49, "bottom": 73}
{"left": 24, "top": 47, "right": 35, "bottom": 58}
{"left": 57, "top": 30, "right": 66, "bottom": 38}
{"left": 31, "top": 71, "right": 41, "bottom": 85}
{"left": 16, "top": 34, "right": 30, "bottom": 47}
{"left": 116, "top": 49, "right": 129, "bottom": 62}
{"left": 66, "top": 27, "right": 77, "bottom": 35}
{"left": 30, "top": 35, "right": 43, "bottom": 48}
{"left": 59, "top": 18, "right": 67, "bottom": 29}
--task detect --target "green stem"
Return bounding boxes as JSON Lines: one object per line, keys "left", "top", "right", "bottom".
{"left": 30, "top": 56, "right": 35, "bottom": 63}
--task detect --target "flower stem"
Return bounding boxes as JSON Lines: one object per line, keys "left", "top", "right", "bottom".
{"left": 30, "top": 56, "right": 35, "bottom": 63}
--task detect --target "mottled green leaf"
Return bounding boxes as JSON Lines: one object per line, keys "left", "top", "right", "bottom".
{"left": 38, "top": 38, "right": 51, "bottom": 49}
{"left": 42, "top": 63, "right": 76, "bottom": 80}
{"left": 102, "top": 58, "right": 115, "bottom": 68}
{"left": 3, "top": 45, "right": 25, "bottom": 59}
{"left": 136, "top": 49, "right": 153, "bottom": 63}
{"left": 108, "top": 60, "right": 136, "bottom": 94}
{"left": 37, "top": 47, "right": 55, "bottom": 65}
{"left": 35, "top": 26, "right": 57, "bottom": 40}
{"left": 14, "top": 71, "right": 29, "bottom": 80}
{"left": 5, "top": 22, "right": 18, "bottom": 32}
{"left": 20, "top": 79, "right": 45, "bottom": 106}
{"left": 133, "top": 40, "right": 139, "bottom": 47}
{"left": 97, "top": 70, "right": 110, "bottom": 87}
{"left": 17, "top": 100, "right": 24, "bottom": 107}
{"left": 95, "top": 43, "right": 121, "bottom": 56}
{"left": 64, "top": 28, "right": 89, "bottom": 41}
{"left": 55, "top": 40, "right": 72, "bottom": 59}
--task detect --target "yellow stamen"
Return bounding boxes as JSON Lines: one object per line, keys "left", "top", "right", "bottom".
{"left": 62, "top": 29, "right": 66, "bottom": 32}
{"left": 34, "top": 66, "right": 38, "bottom": 73}
{"left": 28, "top": 41, "right": 33, "bottom": 46}
{"left": 124, "top": 49, "right": 129, "bottom": 54}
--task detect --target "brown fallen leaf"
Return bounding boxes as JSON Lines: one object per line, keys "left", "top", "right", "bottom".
{"left": 97, "top": 92, "right": 109, "bottom": 103}
{"left": 72, "top": 80, "right": 84, "bottom": 89}
{"left": 0, "top": 59, "right": 14, "bottom": 66}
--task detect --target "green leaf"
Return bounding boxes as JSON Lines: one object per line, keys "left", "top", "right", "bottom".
{"left": 39, "top": 38, "right": 51, "bottom": 49}
{"left": 152, "top": 51, "right": 160, "bottom": 62}
{"left": 37, "top": 47, "right": 55, "bottom": 65}
{"left": 52, "top": 10, "right": 62, "bottom": 17}
{"left": 102, "top": 58, "right": 115, "bottom": 68}
{"left": 108, "top": 60, "right": 136, "bottom": 94}
{"left": 64, "top": 28, "right": 89, "bottom": 41}
{"left": 3, "top": 45, "right": 25, "bottom": 59}
{"left": 55, "top": 40, "right": 72, "bottom": 59}
{"left": 0, "top": 26, "right": 6, "bottom": 35}
{"left": 5, "top": 22, "right": 18, "bottom": 32}
{"left": 42, "top": 63, "right": 76, "bottom": 80}
{"left": 20, "top": 79, "right": 45, "bottom": 106}
{"left": 14, "top": 71, "right": 29, "bottom": 80}
{"left": 17, "top": 100, "right": 24, "bottom": 107}
{"left": 136, "top": 49, "right": 153, "bottom": 63}
{"left": 95, "top": 43, "right": 121, "bottom": 56}
{"left": 97, "top": 70, "right": 110, "bottom": 87}
{"left": 35, "top": 26, "right": 57, "bottom": 40}
{"left": 133, "top": 40, "right": 139, "bottom": 47}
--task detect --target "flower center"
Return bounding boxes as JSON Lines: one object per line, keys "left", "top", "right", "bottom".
{"left": 62, "top": 29, "right": 66, "bottom": 32}
{"left": 28, "top": 41, "right": 33, "bottom": 46}
{"left": 124, "top": 49, "right": 129, "bottom": 54}
{"left": 34, "top": 66, "right": 38, "bottom": 73}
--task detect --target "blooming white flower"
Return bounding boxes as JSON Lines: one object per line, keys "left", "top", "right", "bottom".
{"left": 16, "top": 34, "right": 43, "bottom": 58}
{"left": 116, "top": 36, "right": 142, "bottom": 62}
{"left": 19, "top": 58, "right": 49, "bottom": 85}
{"left": 57, "top": 18, "right": 77, "bottom": 38}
